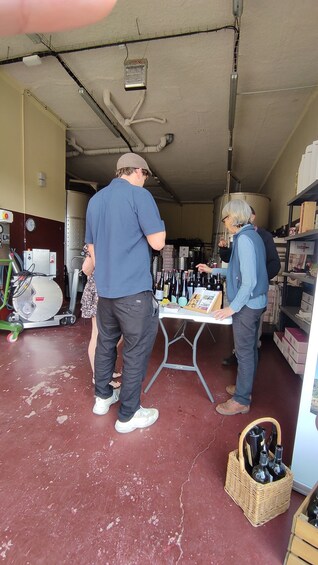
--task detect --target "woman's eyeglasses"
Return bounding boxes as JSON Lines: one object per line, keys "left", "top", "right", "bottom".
{"left": 142, "top": 169, "right": 149, "bottom": 179}
{"left": 222, "top": 215, "right": 229, "bottom": 223}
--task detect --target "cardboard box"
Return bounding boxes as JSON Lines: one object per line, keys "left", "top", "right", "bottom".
{"left": 300, "top": 300, "right": 313, "bottom": 314}
{"left": 282, "top": 337, "right": 307, "bottom": 364}
{"left": 287, "top": 354, "right": 305, "bottom": 374}
{"left": 273, "top": 331, "right": 284, "bottom": 353}
{"left": 302, "top": 291, "right": 314, "bottom": 306}
{"left": 179, "top": 246, "right": 189, "bottom": 258}
{"left": 284, "top": 481, "right": 318, "bottom": 565}
{"left": 299, "top": 201, "right": 317, "bottom": 233}
{"left": 284, "top": 327, "right": 309, "bottom": 353}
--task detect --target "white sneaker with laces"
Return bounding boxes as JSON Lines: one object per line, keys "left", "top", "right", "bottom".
{"left": 115, "top": 406, "right": 159, "bottom": 433}
{"left": 93, "top": 388, "right": 120, "bottom": 415}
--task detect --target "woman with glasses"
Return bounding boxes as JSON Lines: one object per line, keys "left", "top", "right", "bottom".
{"left": 197, "top": 199, "right": 268, "bottom": 415}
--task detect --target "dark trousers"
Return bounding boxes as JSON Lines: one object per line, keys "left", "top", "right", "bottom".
{"left": 95, "top": 291, "right": 159, "bottom": 421}
{"left": 232, "top": 305, "right": 264, "bottom": 406}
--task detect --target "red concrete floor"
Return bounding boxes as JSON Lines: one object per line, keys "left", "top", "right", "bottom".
{"left": 0, "top": 314, "right": 304, "bottom": 565}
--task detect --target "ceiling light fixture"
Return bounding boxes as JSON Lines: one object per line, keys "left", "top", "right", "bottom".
{"left": 22, "top": 54, "right": 42, "bottom": 67}
{"left": 78, "top": 87, "right": 120, "bottom": 138}
{"left": 233, "top": 0, "right": 243, "bottom": 18}
{"left": 124, "top": 59, "right": 148, "bottom": 91}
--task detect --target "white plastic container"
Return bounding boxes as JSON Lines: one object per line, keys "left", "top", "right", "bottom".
{"left": 309, "top": 139, "right": 318, "bottom": 185}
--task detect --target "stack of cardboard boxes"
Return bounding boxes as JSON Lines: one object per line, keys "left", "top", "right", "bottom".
{"left": 274, "top": 327, "right": 309, "bottom": 375}
{"left": 161, "top": 244, "right": 175, "bottom": 272}
{"left": 263, "top": 284, "right": 282, "bottom": 326}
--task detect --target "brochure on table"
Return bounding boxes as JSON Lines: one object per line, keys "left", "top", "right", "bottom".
{"left": 291, "top": 279, "right": 318, "bottom": 494}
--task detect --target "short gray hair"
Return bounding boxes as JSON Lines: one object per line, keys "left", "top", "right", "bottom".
{"left": 222, "top": 200, "right": 252, "bottom": 227}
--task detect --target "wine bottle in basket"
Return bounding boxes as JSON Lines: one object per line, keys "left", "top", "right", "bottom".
{"left": 267, "top": 423, "right": 278, "bottom": 455}
{"left": 252, "top": 450, "right": 272, "bottom": 484}
{"left": 267, "top": 445, "right": 286, "bottom": 481}
{"left": 244, "top": 425, "right": 266, "bottom": 475}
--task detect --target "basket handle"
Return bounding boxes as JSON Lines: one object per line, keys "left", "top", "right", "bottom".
{"left": 238, "top": 417, "right": 281, "bottom": 472}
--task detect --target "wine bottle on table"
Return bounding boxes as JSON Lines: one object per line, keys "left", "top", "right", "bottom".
{"left": 268, "top": 445, "right": 286, "bottom": 481}
{"left": 194, "top": 271, "right": 202, "bottom": 293}
{"left": 206, "top": 273, "right": 213, "bottom": 290}
{"left": 252, "top": 450, "right": 272, "bottom": 484}
{"left": 169, "top": 270, "right": 176, "bottom": 302}
{"left": 215, "top": 273, "right": 224, "bottom": 307}
{"left": 155, "top": 271, "right": 164, "bottom": 301}
{"left": 163, "top": 271, "right": 170, "bottom": 300}
{"left": 187, "top": 271, "right": 195, "bottom": 299}
{"left": 178, "top": 271, "right": 188, "bottom": 306}
{"left": 174, "top": 272, "right": 181, "bottom": 303}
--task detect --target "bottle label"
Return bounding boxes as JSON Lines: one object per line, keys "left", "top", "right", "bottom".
{"left": 155, "top": 290, "right": 164, "bottom": 301}
{"left": 178, "top": 296, "right": 188, "bottom": 307}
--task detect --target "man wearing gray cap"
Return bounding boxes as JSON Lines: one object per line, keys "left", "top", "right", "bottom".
{"left": 85, "top": 152, "right": 166, "bottom": 433}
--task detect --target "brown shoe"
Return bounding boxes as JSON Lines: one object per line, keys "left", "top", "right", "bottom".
{"left": 226, "top": 385, "right": 252, "bottom": 400}
{"left": 226, "top": 385, "right": 236, "bottom": 396}
{"left": 216, "top": 398, "right": 250, "bottom": 416}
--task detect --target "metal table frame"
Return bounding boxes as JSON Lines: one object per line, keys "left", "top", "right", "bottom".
{"left": 144, "top": 307, "right": 232, "bottom": 403}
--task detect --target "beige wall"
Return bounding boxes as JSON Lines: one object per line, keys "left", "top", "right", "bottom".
{"left": 262, "top": 91, "right": 318, "bottom": 231}
{"left": 157, "top": 202, "right": 213, "bottom": 243}
{"left": 0, "top": 71, "right": 66, "bottom": 222}
{"left": 0, "top": 72, "right": 23, "bottom": 210}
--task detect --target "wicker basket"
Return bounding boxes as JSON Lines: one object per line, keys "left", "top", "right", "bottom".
{"left": 224, "top": 417, "right": 294, "bottom": 527}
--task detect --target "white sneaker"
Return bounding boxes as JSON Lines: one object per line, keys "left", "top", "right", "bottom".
{"left": 93, "top": 389, "right": 120, "bottom": 416}
{"left": 115, "top": 407, "right": 159, "bottom": 434}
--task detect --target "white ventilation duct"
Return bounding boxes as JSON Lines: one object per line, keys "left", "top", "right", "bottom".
{"left": 67, "top": 89, "right": 172, "bottom": 158}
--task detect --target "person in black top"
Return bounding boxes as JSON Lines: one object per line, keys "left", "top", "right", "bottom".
{"left": 220, "top": 207, "right": 281, "bottom": 365}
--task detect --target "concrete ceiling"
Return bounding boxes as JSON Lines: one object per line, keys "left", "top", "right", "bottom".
{"left": 1, "top": 0, "right": 318, "bottom": 203}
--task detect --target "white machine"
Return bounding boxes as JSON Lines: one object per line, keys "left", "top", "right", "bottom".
{"left": 7, "top": 251, "right": 79, "bottom": 329}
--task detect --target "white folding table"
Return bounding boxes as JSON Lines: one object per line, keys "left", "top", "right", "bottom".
{"left": 144, "top": 306, "right": 232, "bottom": 403}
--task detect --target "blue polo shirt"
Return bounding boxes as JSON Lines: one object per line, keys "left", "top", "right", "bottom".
{"left": 85, "top": 178, "right": 165, "bottom": 298}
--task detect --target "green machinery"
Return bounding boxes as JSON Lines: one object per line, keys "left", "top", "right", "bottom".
{"left": 0, "top": 258, "right": 23, "bottom": 342}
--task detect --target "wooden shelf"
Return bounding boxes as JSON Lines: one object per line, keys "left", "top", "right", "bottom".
{"left": 287, "top": 179, "right": 318, "bottom": 206}
{"left": 280, "top": 306, "right": 311, "bottom": 334}
{"left": 282, "top": 272, "right": 316, "bottom": 285}
{"left": 285, "top": 229, "right": 318, "bottom": 241}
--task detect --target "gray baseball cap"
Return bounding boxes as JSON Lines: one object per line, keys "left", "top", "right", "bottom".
{"left": 116, "top": 153, "right": 151, "bottom": 174}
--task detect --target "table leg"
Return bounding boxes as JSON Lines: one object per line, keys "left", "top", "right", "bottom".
{"left": 144, "top": 320, "right": 214, "bottom": 402}
{"left": 144, "top": 319, "right": 168, "bottom": 393}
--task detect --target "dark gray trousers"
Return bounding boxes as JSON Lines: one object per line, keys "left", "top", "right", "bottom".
{"left": 95, "top": 291, "right": 159, "bottom": 421}
{"left": 232, "top": 305, "right": 264, "bottom": 406}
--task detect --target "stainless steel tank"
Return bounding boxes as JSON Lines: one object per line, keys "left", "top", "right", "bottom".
{"left": 65, "top": 187, "right": 94, "bottom": 293}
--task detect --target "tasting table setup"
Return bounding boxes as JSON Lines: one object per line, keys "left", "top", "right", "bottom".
{"left": 144, "top": 305, "right": 232, "bottom": 403}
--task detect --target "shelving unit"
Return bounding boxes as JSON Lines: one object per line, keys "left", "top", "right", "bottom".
{"left": 280, "top": 181, "right": 318, "bottom": 336}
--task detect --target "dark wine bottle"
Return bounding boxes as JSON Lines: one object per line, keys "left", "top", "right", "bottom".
{"left": 194, "top": 271, "right": 202, "bottom": 293}
{"left": 267, "top": 423, "right": 278, "bottom": 455}
{"left": 307, "top": 488, "right": 318, "bottom": 521}
{"left": 155, "top": 271, "right": 164, "bottom": 301}
{"left": 206, "top": 273, "right": 213, "bottom": 290}
{"left": 163, "top": 271, "right": 170, "bottom": 299}
{"left": 308, "top": 518, "right": 318, "bottom": 528}
{"left": 174, "top": 272, "right": 181, "bottom": 303}
{"left": 187, "top": 271, "right": 195, "bottom": 299}
{"left": 252, "top": 450, "right": 272, "bottom": 484}
{"left": 215, "top": 273, "right": 224, "bottom": 307}
{"left": 244, "top": 426, "right": 266, "bottom": 474}
{"left": 268, "top": 445, "right": 286, "bottom": 481}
